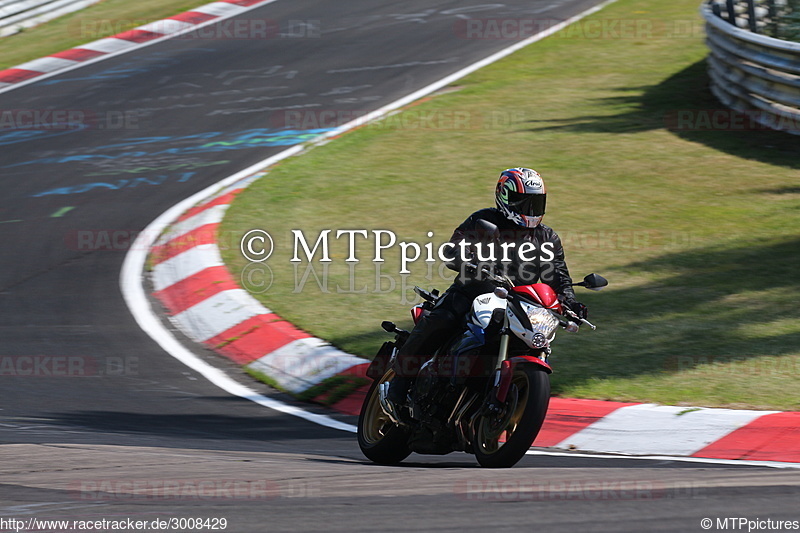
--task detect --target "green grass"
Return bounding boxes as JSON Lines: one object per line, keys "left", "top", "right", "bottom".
{"left": 0, "top": 0, "right": 211, "bottom": 69}
{"left": 220, "top": 0, "right": 800, "bottom": 411}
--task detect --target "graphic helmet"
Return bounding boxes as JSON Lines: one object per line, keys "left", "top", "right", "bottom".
{"left": 495, "top": 167, "right": 546, "bottom": 228}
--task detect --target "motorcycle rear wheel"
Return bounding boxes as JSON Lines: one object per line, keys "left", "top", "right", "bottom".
{"left": 357, "top": 370, "right": 411, "bottom": 465}
{"left": 473, "top": 365, "right": 550, "bottom": 468}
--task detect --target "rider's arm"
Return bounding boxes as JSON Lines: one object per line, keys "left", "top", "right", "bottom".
{"left": 545, "top": 229, "right": 577, "bottom": 302}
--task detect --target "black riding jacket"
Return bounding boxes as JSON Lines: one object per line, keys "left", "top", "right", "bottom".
{"left": 447, "top": 208, "right": 576, "bottom": 302}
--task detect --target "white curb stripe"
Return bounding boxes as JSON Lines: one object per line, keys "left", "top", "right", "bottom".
{"left": 555, "top": 404, "right": 778, "bottom": 456}
{"left": 526, "top": 450, "right": 800, "bottom": 470}
{"left": 219, "top": 172, "right": 264, "bottom": 195}
{"left": 192, "top": 2, "right": 250, "bottom": 17}
{"left": 14, "top": 56, "right": 78, "bottom": 73}
{"left": 247, "top": 338, "right": 365, "bottom": 394}
{"left": 152, "top": 245, "right": 224, "bottom": 292}
{"left": 172, "top": 289, "right": 270, "bottom": 342}
{"left": 156, "top": 204, "right": 229, "bottom": 246}
{"left": 137, "top": 19, "right": 196, "bottom": 35}
{"left": 79, "top": 38, "right": 140, "bottom": 54}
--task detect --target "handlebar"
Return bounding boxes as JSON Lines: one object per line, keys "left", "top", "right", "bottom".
{"left": 563, "top": 307, "right": 596, "bottom": 331}
{"left": 465, "top": 262, "right": 599, "bottom": 332}
{"left": 465, "top": 262, "right": 514, "bottom": 288}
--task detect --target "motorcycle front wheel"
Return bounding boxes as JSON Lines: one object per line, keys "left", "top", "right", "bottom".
{"left": 357, "top": 370, "right": 411, "bottom": 465}
{"left": 473, "top": 365, "right": 550, "bottom": 468}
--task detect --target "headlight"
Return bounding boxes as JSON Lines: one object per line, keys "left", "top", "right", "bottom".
{"left": 519, "top": 301, "right": 560, "bottom": 343}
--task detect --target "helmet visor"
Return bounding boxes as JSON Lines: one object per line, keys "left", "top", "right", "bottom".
{"left": 507, "top": 192, "right": 546, "bottom": 217}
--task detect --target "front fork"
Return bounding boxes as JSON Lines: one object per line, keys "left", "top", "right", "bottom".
{"left": 490, "top": 318, "right": 513, "bottom": 406}
{"left": 491, "top": 314, "right": 551, "bottom": 405}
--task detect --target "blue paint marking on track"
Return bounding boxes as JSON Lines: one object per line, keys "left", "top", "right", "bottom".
{"left": 31, "top": 172, "right": 196, "bottom": 197}
{"left": 6, "top": 128, "right": 335, "bottom": 169}
{"left": 35, "top": 53, "right": 193, "bottom": 86}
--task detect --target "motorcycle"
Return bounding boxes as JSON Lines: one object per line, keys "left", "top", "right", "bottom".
{"left": 357, "top": 255, "right": 607, "bottom": 468}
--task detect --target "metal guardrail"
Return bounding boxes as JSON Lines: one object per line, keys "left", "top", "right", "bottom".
{"left": 708, "top": 0, "right": 800, "bottom": 40}
{"left": 0, "top": 0, "right": 102, "bottom": 38}
{"left": 702, "top": 1, "right": 800, "bottom": 134}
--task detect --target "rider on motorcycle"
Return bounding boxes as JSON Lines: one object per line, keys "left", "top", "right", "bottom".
{"left": 386, "top": 167, "right": 587, "bottom": 406}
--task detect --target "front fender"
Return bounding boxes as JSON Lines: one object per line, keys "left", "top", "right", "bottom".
{"left": 366, "top": 341, "right": 396, "bottom": 380}
{"left": 495, "top": 355, "right": 551, "bottom": 403}
{"left": 508, "top": 355, "right": 552, "bottom": 374}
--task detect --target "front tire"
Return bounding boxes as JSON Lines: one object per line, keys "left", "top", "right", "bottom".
{"left": 473, "top": 365, "right": 550, "bottom": 468}
{"left": 357, "top": 371, "right": 411, "bottom": 465}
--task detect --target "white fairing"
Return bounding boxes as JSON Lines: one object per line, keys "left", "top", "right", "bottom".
{"left": 470, "top": 293, "right": 508, "bottom": 328}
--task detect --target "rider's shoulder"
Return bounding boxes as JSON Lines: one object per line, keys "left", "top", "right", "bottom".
{"left": 535, "top": 223, "right": 562, "bottom": 240}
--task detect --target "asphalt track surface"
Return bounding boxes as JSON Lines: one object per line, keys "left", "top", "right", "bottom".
{"left": 1, "top": 0, "right": 799, "bottom": 531}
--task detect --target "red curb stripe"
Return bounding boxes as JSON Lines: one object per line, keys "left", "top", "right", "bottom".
{"left": 153, "top": 265, "right": 239, "bottom": 315}
{"left": 533, "top": 398, "right": 639, "bottom": 447}
{"left": 330, "top": 383, "right": 371, "bottom": 416}
{"left": 206, "top": 315, "right": 312, "bottom": 365}
{"left": 113, "top": 29, "right": 163, "bottom": 43}
{"left": 692, "top": 412, "right": 800, "bottom": 462}
{"left": 50, "top": 48, "right": 105, "bottom": 62}
{"left": 176, "top": 189, "right": 242, "bottom": 223}
{"left": 0, "top": 69, "right": 41, "bottom": 84}
{"left": 151, "top": 223, "right": 218, "bottom": 266}
{"left": 336, "top": 363, "right": 369, "bottom": 379}
{"left": 327, "top": 363, "right": 371, "bottom": 416}
{"left": 298, "top": 364, "right": 369, "bottom": 406}
{"left": 169, "top": 11, "right": 218, "bottom": 24}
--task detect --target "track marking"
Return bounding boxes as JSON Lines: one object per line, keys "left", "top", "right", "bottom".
{"left": 50, "top": 206, "right": 75, "bottom": 218}
{"left": 525, "top": 450, "right": 800, "bottom": 469}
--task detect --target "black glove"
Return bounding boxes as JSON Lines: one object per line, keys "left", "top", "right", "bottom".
{"left": 564, "top": 299, "right": 588, "bottom": 320}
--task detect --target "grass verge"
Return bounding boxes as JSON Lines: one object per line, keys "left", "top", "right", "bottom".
{"left": 0, "top": 0, "right": 212, "bottom": 69}
{"left": 220, "top": 0, "right": 800, "bottom": 410}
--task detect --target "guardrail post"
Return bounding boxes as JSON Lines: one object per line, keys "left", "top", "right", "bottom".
{"left": 746, "top": 0, "right": 758, "bottom": 32}
{"left": 725, "top": 0, "right": 737, "bottom": 25}
{"left": 766, "top": 0, "right": 778, "bottom": 36}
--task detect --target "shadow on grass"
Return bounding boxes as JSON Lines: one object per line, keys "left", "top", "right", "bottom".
{"left": 524, "top": 60, "right": 800, "bottom": 170}
{"left": 548, "top": 236, "right": 800, "bottom": 395}
{"left": 333, "top": 237, "right": 800, "bottom": 397}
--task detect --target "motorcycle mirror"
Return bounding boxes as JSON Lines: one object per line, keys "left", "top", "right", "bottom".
{"left": 474, "top": 219, "right": 500, "bottom": 243}
{"left": 575, "top": 273, "right": 608, "bottom": 291}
